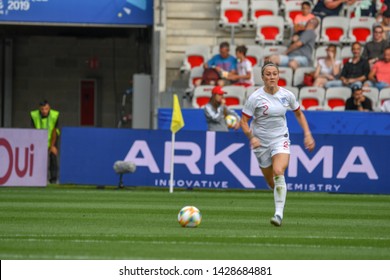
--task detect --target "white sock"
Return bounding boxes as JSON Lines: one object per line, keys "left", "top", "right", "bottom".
{"left": 273, "top": 175, "right": 287, "bottom": 219}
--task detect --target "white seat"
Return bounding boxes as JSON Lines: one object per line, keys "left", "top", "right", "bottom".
{"left": 245, "top": 85, "right": 261, "bottom": 98}
{"left": 252, "top": 66, "right": 264, "bottom": 86}
{"left": 188, "top": 66, "right": 204, "bottom": 89}
{"left": 320, "top": 16, "right": 349, "bottom": 44}
{"left": 249, "top": 0, "right": 279, "bottom": 27}
{"left": 362, "top": 86, "right": 379, "bottom": 109}
{"left": 181, "top": 45, "right": 210, "bottom": 72}
{"left": 246, "top": 45, "right": 264, "bottom": 66}
{"left": 324, "top": 87, "right": 352, "bottom": 110}
{"left": 261, "top": 45, "right": 288, "bottom": 65}
{"left": 284, "top": 0, "right": 305, "bottom": 29}
{"left": 219, "top": 0, "right": 248, "bottom": 27}
{"left": 379, "top": 88, "right": 390, "bottom": 107}
{"left": 348, "top": 16, "right": 376, "bottom": 44}
{"left": 299, "top": 86, "right": 326, "bottom": 110}
{"left": 222, "top": 85, "right": 246, "bottom": 107}
{"left": 191, "top": 85, "right": 214, "bottom": 108}
{"left": 278, "top": 67, "right": 293, "bottom": 86}
{"left": 293, "top": 66, "right": 315, "bottom": 86}
{"left": 255, "top": 15, "right": 285, "bottom": 45}
{"left": 284, "top": 85, "right": 299, "bottom": 98}
{"left": 340, "top": 46, "right": 354, "bottom": 65}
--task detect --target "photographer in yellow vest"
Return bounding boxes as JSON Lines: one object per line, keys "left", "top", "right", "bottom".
{"left": 30, "top": 100, "right": 60, "bottom": 184}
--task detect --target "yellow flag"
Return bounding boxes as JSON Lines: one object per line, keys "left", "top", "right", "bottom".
{"left": 170, "top": 94, "right": 185, "bottom": 133}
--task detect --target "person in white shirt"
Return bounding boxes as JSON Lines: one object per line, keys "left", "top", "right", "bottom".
{"left": 241, "top": 62, "right": 315, "bottom": 227}
{"left": 381, "top": 99, "right": 390, "bottom": 112}
{"left": 227, "top": 45, "right": 255, "bottom": 87}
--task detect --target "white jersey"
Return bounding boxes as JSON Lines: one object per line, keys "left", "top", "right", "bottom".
{"left": 242, "top": 86, "right": 300, "bottom": 146}
{"left": 236, "top": 58, "right": 254, "bottom": 85}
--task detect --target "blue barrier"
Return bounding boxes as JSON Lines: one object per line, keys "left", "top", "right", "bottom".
{"left": 60, "top": 127, "right": 390, "bottom": 194}
{"left": 158, "top": 109, "right": 390, "bottom": 135}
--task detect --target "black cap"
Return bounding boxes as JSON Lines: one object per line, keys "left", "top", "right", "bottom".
{"left": 351, "top": 85, "right": 362, "bottom": 92}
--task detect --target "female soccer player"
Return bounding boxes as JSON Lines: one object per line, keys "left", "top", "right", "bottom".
{"left": 240, "top": 62, "right": 315, "bottom": 227}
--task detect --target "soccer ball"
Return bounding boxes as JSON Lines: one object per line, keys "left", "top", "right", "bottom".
{"left": 225, "top": 114, "right": 238, "bottom": 128}
{"left": 178, "top": 206, "right": 202, "bottom": 228}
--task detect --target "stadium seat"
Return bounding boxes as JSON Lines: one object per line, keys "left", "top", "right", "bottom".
{"left": 255, "top": 15, "right": 285, "bottom": 45}
{"left": 245, "top": 45, "right": 264, "bottom": 66}
{"left": 219, "top": 0, "right": 248, "bottom": 27}
{"left": 362, "top": 87, "right": 379, "bottom": 110}
{"left": 245, "top": 85, "right": 261, "bottom": 98}
{"left": 278, "top": 67, "right": 293, "bottom": 86}
{"left": 261, "top": 45, "right": 288, "bottom": 65}
{"left": 298, "top": 86, "right": 325, "bottom": 110}
{"left": 249, "top": 0, "right": 279, "bottom": 27}
{"left": 181, "top": 45, "right": 210, "bottom": 72}
{"left": 222, "top": 85, "right": 246, "bottom": 106}
{"left": 293, "top": 66, "right": 315, "bottom": 86}
{"left": 284, "top": 0, "right": 304, "bottom": 29}
{"left": 348, "top": 16, "right": 376, "bottom": 43}
{"left": 192, "top": 85, "right": 214, "bottom": 108}
{"left": 324, "top": 87, "right": 352, "bottom": 110}
{"left": 320, "top": 16, "right": 349, "bottom": 44}
{"left": 284, "top": 85, "right": 299, "bottom": 98}
{"left": 379, "top": 88, "right": 390, "bottom": 106}
{"left": 340, "top": 46, "right": 354, "bottom": 65}
{"left": 188, "top": 66, "right": 204, "bottom": 89}
{"left": 252, "top": 66, "right": 264, "bottom": 86}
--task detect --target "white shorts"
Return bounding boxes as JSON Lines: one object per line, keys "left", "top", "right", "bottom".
{"left": 253, "top": 139, "right": 291, "bottom": 168}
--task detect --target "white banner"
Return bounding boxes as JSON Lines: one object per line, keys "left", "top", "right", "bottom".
{"left": 1, "top": 260, "right": 389, "bottom": 280}
{"left": 0, "top": 128, "right": 47, "bottom": 186}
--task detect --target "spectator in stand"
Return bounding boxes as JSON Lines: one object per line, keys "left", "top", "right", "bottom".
{"left": 205, "top": 41, "right": 237, "bottom": 86}
{"left": 353, "top": 0, "right": 378, "bottom": 17}
{"left": 268, "top": 17, "right": 319, "bottom": 71}
{"left": 312, "top": 0, "right": 356, "bottom": 19}
{"left": 313, "top": 44, "right": 342, "bottom": 87}
{"left": 362, "top": 25, "right": 389, "bottom": 67}
{"left": 380, "top": 9, "right": 390, "bottom": 41}
{"left": 326, "top": 42, "right": 370, "bottom": 89}
{"left": 345, "top": 85, "right": 373, "bottom": 111}
{"left": 293, "top": 1, "right": 316, "bottom": 35}
{"left": 226, "top": 45, "right": 254, "bottom": 87}
{"left": 381, "top": 99, "right": 390, "bottom": 112}
{"left": 364, "top": 46, "right": 390, "bottom": 90}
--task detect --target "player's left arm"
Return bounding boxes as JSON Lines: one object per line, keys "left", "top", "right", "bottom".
{"left": 293, "top": 108, "right": 315, "bottom": 152}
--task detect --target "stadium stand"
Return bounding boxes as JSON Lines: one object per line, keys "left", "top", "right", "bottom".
{"left": 278, "top": 67, "right": 294, "bottom": 86}
{"left": 219, "top": 0, "right": 249, "bottom": 27}
{"left": 298, "top": 86, "right": 326, "bottom": 110}
{"left": 363, "top": 87, "right": 380, "bottom": 110}
{"left": 314, "top": 45, "right": 341, "bottom": 66}
{"left": 340, "top": 45, "right": 354, "bottom": 65}
{"left": 245, "top": 45, "right": 264, "bottom": 66}
{"left": 324, "top": 86, "right": 352, "bottom": 110}
{"left": 191, "top": 85, "right": 214, "bottom": 108}
{"left": 293, "top": 66, "right": 316, "bottom": 86}
{"left": 188, "top": 66, "right": 204, "bottom": 89}
{"left": 284, "top": 85, "right": 299, "bottom": 98}
{"left": 249, "top": 0, "right": 279, "bottom": 27}
{"left": 379, "top": 87, "right": 390, "bottom": 106}
{"left": 222, "top": 85, "right": 247, "bottom": 106}
{"left": 283, "top": 0, "right": 305, "bottom": 29}
{"left": 348, "top": 16, "right": 377, "bottom": 43}
{"left": 253, "top": 66, "right": 264, "bottom": 85}
{"left": 255, "top": 15, "right": 285, "bottom": 45}
{"left": 319, "top": 16, "right": 349, "bottom": 44}
{"left": 180, "top": 45, "right": 210, "bottom": 72}
{"left": 245, "top": 85, "right": 261, "bottom": 98}
{"left": 211, "top": 44, "right": 236, "bottom": 57}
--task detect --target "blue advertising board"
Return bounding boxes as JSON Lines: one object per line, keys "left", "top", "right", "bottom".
{"left": 60, "top": 127, "right": 390, "bottom": 194}
{"left": 0, "top": 0, "right": 153, "bottom": 26}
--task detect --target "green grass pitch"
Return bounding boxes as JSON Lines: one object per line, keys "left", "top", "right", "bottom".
{"left": 0, "top": 185, "right": 389, "bottom": 260}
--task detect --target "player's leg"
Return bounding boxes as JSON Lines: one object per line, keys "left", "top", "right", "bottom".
{"left": 260, "top": 166, "right": 275, "bottom": 189}
{"left": 270, "top": 146, "right": 290, "bottom": 226}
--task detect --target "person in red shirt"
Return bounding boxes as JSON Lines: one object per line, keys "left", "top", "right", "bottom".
{"left": 364, "top": 46, "right": 390, "bottom": 91}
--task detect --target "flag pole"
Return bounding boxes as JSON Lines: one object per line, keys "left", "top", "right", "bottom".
{"left": 169, "top": 94, "right": 184, "bottom": 193}
{"left": 169, "top": 131, "right": 175, "bottom": 193}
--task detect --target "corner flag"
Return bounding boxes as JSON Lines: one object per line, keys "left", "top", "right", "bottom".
{"left": 169, "top": 94, "right": 184, "bottom": 193}
{"left": 170, "top": 94, "right": 185, "bottom": 133}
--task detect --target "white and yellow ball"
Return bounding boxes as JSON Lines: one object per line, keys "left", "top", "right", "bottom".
{"left": 178, "top": 206, "right": 202, "bottom": 228}
{"left": 225, "top": 114, "right": 238, "bottom": 128}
